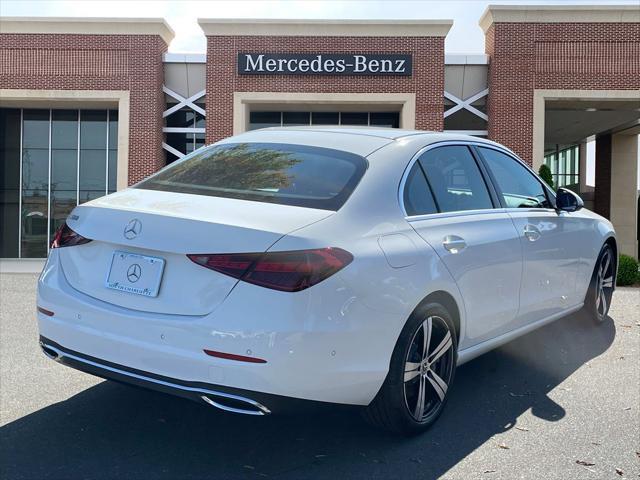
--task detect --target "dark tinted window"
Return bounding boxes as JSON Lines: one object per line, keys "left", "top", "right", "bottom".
{"left": 136, "top": 143, "right": 367, "bottom": 211}
{"left": 340, "top": 112, "right": 368, "bottom": 125}
{"left": 370, "top": 112, "right": 399, "bottom": 128}
{"left": 419, "top": 146, "right": 493, "bottom": 213}
{"left": 403, "top": 163, "right": 437, "bottom": 216}
{"left": 0, "top": 108, "right": 21, "bottom": 257}
{"left": 166, "top": 107, "right": 196, "bottom": 128}
{"left": 79, "top": 110, "right": 107, "bottom": 149}
{"left": 22, "top": 110, "right": 49, "bottom": 149}
{"left": 479, "top": 147, "right": 551, "bottom": 209}
{"left": 249, "top": 112, "right": 280, "bottom": 130}
{"left": 311, "top": 112, "right": 339, "bottom": 125}
{"left": 109, "top": 110, "right": 118, "bottom": 150}
{"left": 79, "top": 149, "right": 106, "bottom": 202}
{"left": 51, "top": 110, "right": 78, "bottom": 149}
{"left": 283, "top": 112, "right": 310, "bottom": 126}
{"left": 79, "top": 110, "right": 107, "bottom": 202}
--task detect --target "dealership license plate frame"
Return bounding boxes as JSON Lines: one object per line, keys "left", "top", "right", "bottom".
{"left": 106, "top": 251, "right": 166, "bottom": 298}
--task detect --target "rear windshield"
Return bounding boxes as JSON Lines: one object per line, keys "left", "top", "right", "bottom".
{"left": 135, "top": 143, "right": 368, "bottom": 210}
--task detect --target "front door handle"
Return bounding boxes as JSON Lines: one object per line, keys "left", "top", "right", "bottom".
{"left": 443, "top": 235, "right": 467, "bottom": 253}
{"left": 523, "top": 224, "right": 541, "bottom": 242}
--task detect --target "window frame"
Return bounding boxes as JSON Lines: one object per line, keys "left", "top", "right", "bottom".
{"left": 472, "top": 144, "right": 556, "bottom": 211}
{"left": 399, "top": 141, "right": 502, "bottom": 219}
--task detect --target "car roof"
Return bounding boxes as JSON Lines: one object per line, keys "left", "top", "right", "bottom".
{"left": 218, "top": 126, "right": 512, "bottom": 158}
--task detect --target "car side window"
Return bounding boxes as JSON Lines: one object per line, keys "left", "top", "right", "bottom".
{"left": 418, "top": 145, "right": 493, "bottom": 213}
{"left": 478, "top": 147, "right": 552, "bottom": 209}
{"left": 403, "top": 163, "right": 438, "bottom": 216}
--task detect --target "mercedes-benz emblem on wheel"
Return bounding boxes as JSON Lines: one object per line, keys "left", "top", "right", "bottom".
{"left": 124, "top": 219, "right": 142, "bottom": 240}
{"left": 126, "top": 263, "right": 142, "bottom": 283}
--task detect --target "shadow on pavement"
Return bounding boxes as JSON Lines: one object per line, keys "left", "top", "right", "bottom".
{"left": 0, "top": 312, "right": 615, "bottom": 480}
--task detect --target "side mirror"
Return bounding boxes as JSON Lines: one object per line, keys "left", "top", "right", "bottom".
{"left": 556, "top": 187, "right": 584, "bottom": 212}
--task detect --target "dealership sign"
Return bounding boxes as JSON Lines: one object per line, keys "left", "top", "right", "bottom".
{"left": 238, "top": 53, "right": 412, "bottom": 76}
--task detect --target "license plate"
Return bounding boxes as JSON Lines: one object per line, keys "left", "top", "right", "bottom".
{"left": 106, "top": 251, "right": 165, "bottom": 297}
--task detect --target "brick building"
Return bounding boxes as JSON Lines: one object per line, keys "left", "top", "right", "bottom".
{"left": 1, "top": 5, "right": 639, "bottom": 264}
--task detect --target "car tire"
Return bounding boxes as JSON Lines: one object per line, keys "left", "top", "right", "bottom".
{"left": 363, "top": 303, "right": 457, "bottom": 435}
{"left": 584, "top": 244, "right": 615, "bottom": 324}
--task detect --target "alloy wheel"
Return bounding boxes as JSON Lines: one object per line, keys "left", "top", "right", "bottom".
{"left": 403, "top": 315, "right": 455, "bottom": 422}
{"left": 594, "top": 248, "right": 615, "bottom": 321}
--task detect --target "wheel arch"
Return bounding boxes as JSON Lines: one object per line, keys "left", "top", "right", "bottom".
{"left": 411, "top": 290, "right": 462, "bottom": 344}
{"left": 604, "top": 235, "right": 617, "bottom": 258}
{"left": 603, "top": 235, "right": 618, "bottom": 285}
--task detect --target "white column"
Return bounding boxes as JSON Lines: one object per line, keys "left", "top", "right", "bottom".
{"left": 578, "top": 142, "right": 588, "bottom": 192}
{"left": 610, "top": 133, "right": 638, "bottom": 259}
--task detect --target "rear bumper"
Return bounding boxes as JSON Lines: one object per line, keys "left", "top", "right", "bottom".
{"left": 39, "top": 336, "right": 346, "bottom": 415}
{"left": 37, "top": 250, "right": 400, "bottom": 406}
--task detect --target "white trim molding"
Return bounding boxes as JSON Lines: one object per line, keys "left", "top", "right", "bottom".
{"left": 480, "top": 5, "right": 640, "bottom": 33}
{"left": 0, "top": 16, "right": 175, "bottom": 45}
{"left": 232, "top": 92, "right": 416, "bottom": 134}
{"left": 162, "top": 86, "right": 206, "bottom": 159}
{"left": 163, "top": 86, "right": 206, "bottom": 118}
{"left": 445, "top": 54, "right": 490, "bottom": 65}
{"left": 0, "top": 89, "right": 130, "bottom": 190}
{"left": 162, "top": 142, "right": 185, "bottom": 159}
{"left": 163, "top": 127, "right": 205, "bottom": 134}
{"left": 198, "top": 19, "right": 453, "bottom": 37}
{"left": 444, "top": 89, "right": 489, "bottom": 121}
{"left": 163, "top": 53, "right": 207, "bottom": 64}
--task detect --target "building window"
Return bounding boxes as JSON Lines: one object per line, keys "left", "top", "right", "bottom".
{"left": 0, "top": 107, "right": 117, "bottom": 258}
{"left": 162, "top": 86, "right": 206, "bottom": 164}
{"left": 544, "top": 145, "right": 580, "bottom": 188}
{"left": 248, "top": 111, "right": 400, "bottom": 130}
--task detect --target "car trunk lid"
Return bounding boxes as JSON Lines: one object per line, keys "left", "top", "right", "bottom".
{"left": 58, "top": 189, "right": 333, "bottom": 315}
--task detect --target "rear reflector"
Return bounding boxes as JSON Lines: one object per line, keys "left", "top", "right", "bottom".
{"left": 204, "top": 349, "right": 267, "bottom": 364}
{"left": 37, "top": 306, "right": 54, "bottom": 317}
{"left": 51, "top": 222, "right": 92, "bottom": 249}
{"left": 188, "top": 247, "right": 353, "bottom": 292}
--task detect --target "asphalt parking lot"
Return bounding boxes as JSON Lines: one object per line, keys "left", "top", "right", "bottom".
{"left": 1, "top": 273, "right": 638, "bottom": 480}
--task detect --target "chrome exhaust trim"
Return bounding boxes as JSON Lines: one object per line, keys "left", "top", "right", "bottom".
{"left": 40, "top": 341, "right": 60, "bottom": 360}
{"left": 40, "top": 341, "right": 271, "bottom": 416}
{"left": 201, "top": 394, "right": 270, "bottom": 416}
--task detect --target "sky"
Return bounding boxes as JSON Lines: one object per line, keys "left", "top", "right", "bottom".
{"left": 2, "top": 0, "right": 639, "bottom": 54}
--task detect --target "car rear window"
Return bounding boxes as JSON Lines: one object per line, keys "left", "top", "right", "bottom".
{"left": 135, "top": 143, "right": 368, "bottom": 210}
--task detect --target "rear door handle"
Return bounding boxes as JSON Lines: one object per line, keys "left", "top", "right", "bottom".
{"left": 523, "top": 224, "right": 541, "bottom": 242}
{"left": 443, "top": 235, "right": 467, "bottom": 253}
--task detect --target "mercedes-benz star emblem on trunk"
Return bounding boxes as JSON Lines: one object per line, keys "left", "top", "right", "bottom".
{"left": 124, "top": 219, "right": 142, "bottom": 240}
{"left": 126, "top": 263, "right": 142, "bottom": 283}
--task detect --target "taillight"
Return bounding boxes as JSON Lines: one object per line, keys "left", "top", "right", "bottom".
{"left": 51, "top": 222, "right": 92, "bottom": 249}
{"left": 187, "top": 248, "right": 353, "bottom": 292}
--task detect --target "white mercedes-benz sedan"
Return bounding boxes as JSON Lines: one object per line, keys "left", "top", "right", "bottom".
{"left": 37, "top": 127, "right": 617, "bottom": 434}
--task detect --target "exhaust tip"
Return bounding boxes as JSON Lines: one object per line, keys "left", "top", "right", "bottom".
{"left": 40, "top": 343, "right": 59, "bottom": 360}
{"left": 201, "top": 394, "right": 271, "bottom": 416}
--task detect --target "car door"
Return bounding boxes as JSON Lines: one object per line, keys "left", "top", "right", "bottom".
{"left": 403, "top": 144, "right": 523, "bottom": 349}
{"left": 475, "top": 146, "right": 581, "bottom": 327}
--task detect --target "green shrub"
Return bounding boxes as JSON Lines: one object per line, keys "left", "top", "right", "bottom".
{"left": 538, "top": 164, "right": 554, "bottom": 189}
{"left": 617, "top": 254, "right": 640, "bottom": 286}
